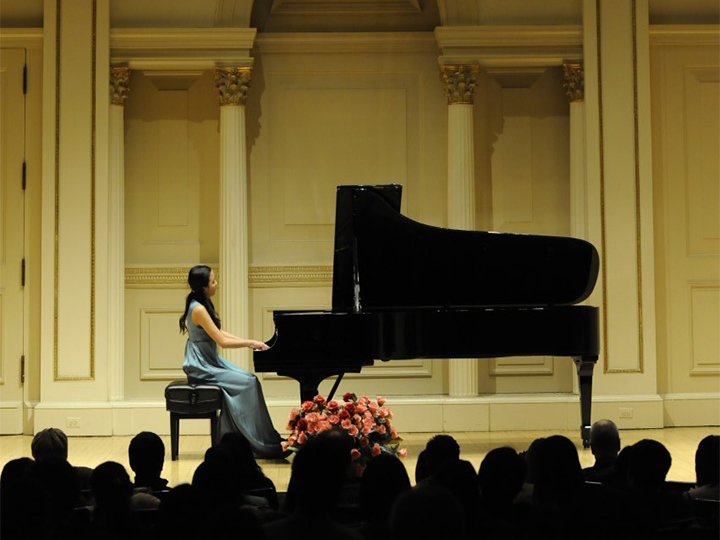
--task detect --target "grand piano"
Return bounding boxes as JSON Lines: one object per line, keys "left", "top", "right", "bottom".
{"left": 254, "top": 185, "right": 600, "bottom": 446}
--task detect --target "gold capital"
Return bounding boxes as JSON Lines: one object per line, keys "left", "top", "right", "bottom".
{"left": 215, "top": 67, "right": 253, "bottom": 106}
{"left": 440, "top": 64, "right": 480, "bottom": 105}
{"left": 563, "top": 63, "right": 584, "bottom": 102}
{"left": 110, "top": 67, "right": 131, "bottom": 106}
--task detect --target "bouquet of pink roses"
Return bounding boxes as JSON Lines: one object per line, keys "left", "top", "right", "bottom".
{"left": 283, "top": 392, "right": 406, "bottom": 474}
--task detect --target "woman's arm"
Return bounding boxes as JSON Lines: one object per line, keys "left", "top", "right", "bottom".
{"left": 191, "top": 305, "right": 269, "bottom": 350}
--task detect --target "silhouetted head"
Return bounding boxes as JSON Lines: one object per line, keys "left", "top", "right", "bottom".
{"left": 533, "top": 435, "right": 583, "bottom": 503}
{"left": 590, "top": 419, "right": 621, "bottom": 459}
{"left": 129, "top": 431, "right": 165, "bottom": 481}
{"left": 1, "top": 457, "right": 34, "bottom": 492}
{"left": 425, "top": 434, "right": 461, "bottom": 476}
{"left": 523, "top": 437, "right": 546, "bottom": 484}
{"left": 360, "top": 453, "right": 411, "bottom": 516}
{"left": 478, "top": 446, "right": 526, "bottom": 504}
{"left": 695, "top": 435, "right": 719, "bottom": 487}
{"left": 627, "top": 439, "right": 671, "bottom": 490}
{"left": 31, "top": 428, "right": 69, "bottom": 461}
{"left": 91, "top": 461, "right": 133, "bottom": 517}
{"left": 285, "top": 430, "right": 353, "bottom": 512}
{"left": 390, "top": 484, "right": 465, "bottom": 537}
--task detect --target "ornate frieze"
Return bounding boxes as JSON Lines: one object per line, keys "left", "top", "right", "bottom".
{"left": 110, "top": 67, "right": 131, "bottom": 105}
{"left": 440, "top": 64, "right": 479, "bottom": 105}
{"left": 215, "top": 67, "right": 253, "bottom": 106}
{"left": 562, "top": 63, "right": 584, "bottom": 102}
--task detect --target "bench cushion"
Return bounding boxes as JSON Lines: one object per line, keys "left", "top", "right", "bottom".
{"left": 165, "top": 380, "right": 223, "bottom": 414}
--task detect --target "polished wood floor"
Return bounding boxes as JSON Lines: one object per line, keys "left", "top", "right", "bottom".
{"left": 2, "top": 427, "right": 716, "bottom": 491}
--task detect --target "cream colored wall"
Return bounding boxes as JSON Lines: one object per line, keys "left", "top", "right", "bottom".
{"left": 123, "top": 69, "right": 220, "bottom": 399}
{"left": 247, "top": 37, "right": 449, "bottom": 399}
{"left": 650, "top": 33, "right": 720, "bottom": 425}
{"left": 474, "top": 66, "right": 574, "bottom": 396}
{"left": 1, "top": 0, "right": 715, "bottom": 435}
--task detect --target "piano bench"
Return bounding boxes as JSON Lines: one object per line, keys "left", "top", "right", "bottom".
{"left": 164, "top": 380, "right": 223, "bottom": 461}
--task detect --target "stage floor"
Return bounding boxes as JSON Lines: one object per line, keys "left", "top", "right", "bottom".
{"left": 2, "top": 426, "right": 716, "bottom": 491}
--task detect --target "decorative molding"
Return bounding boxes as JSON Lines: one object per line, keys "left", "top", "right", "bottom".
{"left": 110, "top": 67, "right": 131, "bottom": 105}
{"left": 139, "top": 308, "right": 186, "bottom": 381}
{"left": 490, "top": 357, "right": 554, "bottom": 376}
{"left": 254, "top": 32, "right": 439, "bottom": 54}
{"left": 215, "top": 67, "right": 252, "bottom": 106}
{"left": 0, "top": 294, "right": 3, "bottom": 385}
{"left": 597, "top": 0, "right": 644, "bottom": 374}
{"left": 562, "top": 63, "right": 584, "bottom": 102}
{"left": 125, "top": 265, "right": 333, "bottom": 288}
{"left": 440, "top": 63, "right": 479, "bottom": 104}
{"left": 0, "top": 28, "right": 43, "bottom": 48}
{"left": 434, "top": 25, "right": 583, "bottom": 67}
{"left": 54, "top": 0, "right": 97, "bottom": 382}
{"left": 110, "top": 28, "right": 257, "bottom": 69}
{"left": 251, "top": 266, "right": 332, "bottom": 287}
{"left": 270, "top": 0, "right": 421, "bottom": 15}
{"left": 649, "top": 25, "right": 720, "bottom": 46}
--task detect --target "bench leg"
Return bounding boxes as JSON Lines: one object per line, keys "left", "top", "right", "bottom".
{"left": 171, "top": 412, "right": 180, "bottom": 461}
{"left": 210, "top": 411, "right": 219, "bottom": 446}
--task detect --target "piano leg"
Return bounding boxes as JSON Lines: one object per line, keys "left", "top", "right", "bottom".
{"left": 294, "top": 373, "right": 336, "bottom": 404}
{"left": 573, "top": 355, "right": 597, "bottom": 449}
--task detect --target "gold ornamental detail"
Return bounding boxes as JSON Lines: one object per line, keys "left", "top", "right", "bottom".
{"left": 440, "top": 64, "right": 480, "bottom": 105}
{"left": 110, "top": 66, "right": 131, "bottom": 105}
{"left": 215, "top": 67, "right": 253, "bottom": 106}
{"left": 562, "top": 63, "right": 584, "bottom": 102}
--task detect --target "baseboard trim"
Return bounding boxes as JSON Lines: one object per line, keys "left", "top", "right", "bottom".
{"left": 28, "top": 392, "right": 709, "bottom": 435}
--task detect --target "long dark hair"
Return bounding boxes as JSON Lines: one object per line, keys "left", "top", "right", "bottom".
{"left": 179, "top": 265, "right": 221, "bottom": 333}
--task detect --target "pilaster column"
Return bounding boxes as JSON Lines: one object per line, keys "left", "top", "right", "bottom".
{"left": 563, "top": 63, "right": 588, "bottom": 240}
{"left": 441, "top": 63, "right": 480, "bottom": 397}
{"left": 108, "top": 66, "right": 130, "bottom": 400}
{"left": 215, "top": 66, "right": 252, "bottom": 370}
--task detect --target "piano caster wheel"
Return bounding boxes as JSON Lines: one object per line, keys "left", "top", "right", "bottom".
{"left": 583, "top": 439, "right": 591, "bottom": 449}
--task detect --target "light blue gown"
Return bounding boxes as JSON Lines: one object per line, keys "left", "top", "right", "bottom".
{"left": 183, "top": 300, "right": 284, "bottom": 459}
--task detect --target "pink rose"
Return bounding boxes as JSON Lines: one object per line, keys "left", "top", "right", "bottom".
{"left": 289, "top": 407, "right": 300, "bottom": 420}
{"left": 378, "top": 407, "right": 390, "bottom": 418}
{"left": 317, "top": 421, "right": 333, "bottom": 433}
{"left": 281, "top": 441, "right": 288, "bottom": 451}
{"left": 297, "top": 432, "right": 307, "bottom": 444}
{"left": 305, "top": 412, "right": 319, "bottom": 424}
{"left": 301, "top": 401, "right": 314, "bottom": 412}
{"left": 398, "top": 448, "right": 407, "bottom": 458}
{"left": 362, "top": 426, "right": 371, "bottom": 436}
{"left": 341, "top": 419, "right": 352, "bottom": 430}
{"left": 328, "top": 414, "right": 340, "bottom": 425}
{"left": 353, "top": 414, "right": 362, "bottom": 425}
{"left": 377, "top": 396, "right": 387, "bottom": 406}
{"left": 359, "top": 436, "right": 369, "bottom": 447}
{"left": 288, "top": 435, "right": 297, "bottom": 445}
{"left": 342, "top": 392, "right": 356, "bottom": 403}
{"left": 350, "top": 448, "right": 361, "bottom": 460}
{"left": 356, "top": 404, "right": 367, "bottom": 414}
{"left": 348, "top": 425, "right": 359, "bottom": 437}
{"left": 344, "top": 403, "right": 356, "bottom": 415}
{"left": 338, "top": 409, "right": 350, "bottom": 420}
{"left": 368, "top": 402, "right": 378, "bottom": 414}
{"left": 390, "top": 427, "right": 398, "bottom": 438}
{"left": 371, "top": 443, "right": 382, "bottom": 457}
{"left": 376, "top": 424, "right": 387, "bottom": 435}
{"left": 359, "top": 395, "right": 370, "bottom": 404}
{"left": 313, "top": 394, "right": 327, "bottom": 406}
{"left": 297, "top": 418, "right": 307, "bottom": 431}
{"left": 327, "top": 400, "right": 340, "bottom": 413}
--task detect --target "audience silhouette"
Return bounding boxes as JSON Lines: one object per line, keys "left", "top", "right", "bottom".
{"left": 1, "top": 421, "right": 718, "bottom": 540}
